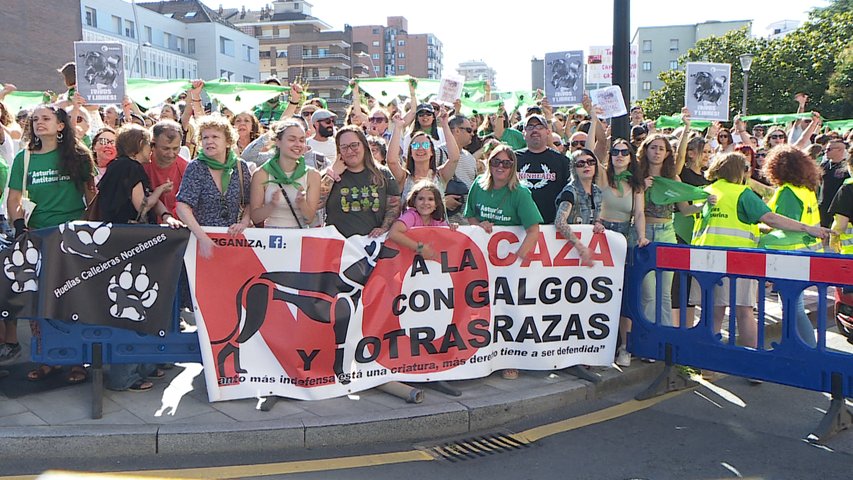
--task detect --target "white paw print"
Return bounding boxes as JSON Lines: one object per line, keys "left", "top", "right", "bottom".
{"left": 3, "top": 239, "right": 40, "bottom": 293}
{"left": 60, "top": 222, "right": 112, "bottom": 259}
{"left": 107, "top": 264, "right": 159, "bottom": 322}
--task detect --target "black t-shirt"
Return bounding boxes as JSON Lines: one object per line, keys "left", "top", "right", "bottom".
{"left": 679, "top": 168, "right": 710, "bottom": 187}
{"left": 819, "top": 159, "right": 851, "bottom": 211}
{"left": 97, "top": 156, "right": 153, "bottom": 223}
{"left": 515, "top": 148, "right": 572, "bottom": 223}
{"left": 829, "top": 183, "right": 853, "bottom": 220}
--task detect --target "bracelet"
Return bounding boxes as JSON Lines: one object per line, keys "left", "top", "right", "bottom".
{"left": 416, "top": 242, "right": 424, "bottom": 254}
{"left": 289, "top": 100, "right": 300, "bottom": 105}
{"left": 161, "top": 212, "right": 173, "bottom": 219}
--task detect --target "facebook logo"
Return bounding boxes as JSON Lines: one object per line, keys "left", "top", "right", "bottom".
{"left": 269, "top": 236, "right": 286, "bottom": 249}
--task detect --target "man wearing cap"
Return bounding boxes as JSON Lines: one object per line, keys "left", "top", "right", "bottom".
{"left": 308, "top": 109, "right": 338, "bottom": 160}
{"left": 515, "top": 114, "right": 572, "bottom": 223}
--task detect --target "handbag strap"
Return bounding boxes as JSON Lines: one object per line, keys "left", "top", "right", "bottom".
{"left": 236, "top": 159, "right": 246, "bottom": 221}
{"left": 22, "top": 149, "right": 31, "bottom": 199}
{"left": 279, "top": 185, "right": 305, "bottom": 229}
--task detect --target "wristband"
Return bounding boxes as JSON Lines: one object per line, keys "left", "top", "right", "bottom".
{"left": 13, "top": 218, "right": 26, "bottom": 238}
{"left": 161, "top": 212, "right": 173, "bottom": 219}
{"left": 416, "top": 242, "right": 424, "bottom": 254}
{"left": 289, "top": 100, "right": 300, "bottom": 105}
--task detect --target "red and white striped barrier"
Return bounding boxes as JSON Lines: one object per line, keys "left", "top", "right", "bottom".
{"left": 655, "top": 245, "right": 853, "bottom": 285}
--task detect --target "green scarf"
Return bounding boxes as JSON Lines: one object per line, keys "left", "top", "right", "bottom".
{"left": 262, "top": 154, "right": 307, "bottom": 188}
{"left": 647, "top": 176, "right": 709, "bottom": 205}
{"left": 613, "top": 170, "right": 632, "bottom": 195}
{"left": 197, "top": 149, "right": 239, "bottom": 194}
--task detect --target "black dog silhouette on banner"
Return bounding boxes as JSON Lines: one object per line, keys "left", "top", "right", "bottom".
{"left": 211, "top": 241, "right": 398, "bottom": 384}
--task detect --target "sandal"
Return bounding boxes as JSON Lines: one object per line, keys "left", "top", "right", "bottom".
{"left": 65, "top": 365, "right": 88, "bottom": 385}
{"left": 149, "top": 368, "right": 166, "bottom": 379}
{"left": 501, "top": 369, "right": 519, "bottom": 380}
{"left": 27, "top": 364, "right": 62, "bottom": 382}
{"left": 128, "top": 380, "right": 153, "bottom": 392}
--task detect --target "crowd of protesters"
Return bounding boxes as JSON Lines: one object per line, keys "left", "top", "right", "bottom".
{"left": 0, "top": 59, "right": 850, "bottom": 388}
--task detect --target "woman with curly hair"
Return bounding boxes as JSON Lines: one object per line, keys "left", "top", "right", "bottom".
{"left": 760, "top": 144, "right": 825, "bottom": 347}
{"left": 5, "top": 104, "right": 96, "bottom": 383}
{"left": 231, "top": 111, "right": 261, "bottom": 157}
{"left": 734, "top": 144, "right": 774, "bottom": 199}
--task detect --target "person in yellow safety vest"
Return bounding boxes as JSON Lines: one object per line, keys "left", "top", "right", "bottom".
{"left": 828, "top": 153, "right": 853, "bottom": 255}
{"left": 760, "top": 145, "right": 831, "bottom": 348}
{"left": 693, "top": 152, "right": 832, "bottom": 350}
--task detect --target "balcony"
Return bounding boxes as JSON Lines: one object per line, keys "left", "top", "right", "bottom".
{"left": 304, "top": 75, "right": 351, "bottom": 83}
{"left": 302, "top": 53, "right": 351, "bottom": 61}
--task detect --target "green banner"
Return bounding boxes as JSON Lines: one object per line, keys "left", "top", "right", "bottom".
{"left": 125, "top": 79, "right": 192, "bottom": 109}
{"left": 2, "top": 91, "right": 45, "bottom": 114}
{"left": 201, "top": 79, "right": 288, "bottom": 114}
{"left": 345, "top": 76, "right": 488, "bottom": 105}
{"left": 824, "top": 119, "right": 853, "bottom": 134}
{"left": 740, "top": 113, "right": 812, "bottom": 124}
{"left": 648, "top": 176, "right": 709, "bottom": 205}
{"left": 654, "top": 114, "right": 711, "bottom": 131}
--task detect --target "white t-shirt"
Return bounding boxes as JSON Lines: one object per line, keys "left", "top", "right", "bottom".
{"left": 307, "top": 136, "right": 337, "bottom": 160}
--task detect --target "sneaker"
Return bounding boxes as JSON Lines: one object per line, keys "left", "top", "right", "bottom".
{"left": 0, "top": 343, "right": 22, "bottom": 365}
{"left": 615, "top": 347, "right": 631, "bottom": 368}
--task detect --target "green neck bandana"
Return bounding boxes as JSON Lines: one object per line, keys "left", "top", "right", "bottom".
{"left": 613, "top": 170, "right": 632, "bottom": 195}
{"left": 197, "top": 149, "right": 239, "bottom": 194}
{"left": 262, "top": 154, "right": 307, "bottom": 188}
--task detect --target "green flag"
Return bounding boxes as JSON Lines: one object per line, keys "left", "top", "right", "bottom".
{"left": 202, "top": 79, "right": 288, "bottom": 114}
{"left": 654, "top": 114, "right": 711, "bottom": 131}
{"left": 126, "top": 79, "right": 192, "bottom": 109}
{"left": 825, "top": 119, "right": 853, "bottom": 134}
{"left": 2, "top": 91, "right": 44, "bottom": 114}
{"left": 458, "top": 98, "right": 504, "bottom": 116}
{"left": 758, "top": 229, "right": 817, "bottom": 249}
{"left": 740, "top": 112, "right": 812, "bottom": 123}
{"left": 648, "top": 176, "right": 709, "bottom": 205}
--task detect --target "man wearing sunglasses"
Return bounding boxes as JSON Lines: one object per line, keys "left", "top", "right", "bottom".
{"left": 367, "top": 108, "right": 392, "bottom": 142}
{"left": 515, "top": 114, "right": 572, "bottom": 223}
{"left": 308, "top": 109, "right": 338, "bottom": 160}
{"left": 439, "top": 115, "right": 478, "bottom": 222}
{"left": 819, "top": 139, "right": 851, "bottom": 227}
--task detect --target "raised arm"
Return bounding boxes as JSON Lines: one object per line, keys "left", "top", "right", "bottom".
{"left": 386, "top": 113, "right": 408, "bottom": 187}
{"left": 279, "top": 81, "right": 303, "bottom": 121}
{"left": 793, "top": 111, "right": 821, "bottom": 150}
{"left": 674, "top": 107, "right": 692, "bottom": 174}
{"left": 436, "top": 106, "right": 460, "bottom": 183}
{"left": 182, "top": 80, "right": 204, "bottom": 131}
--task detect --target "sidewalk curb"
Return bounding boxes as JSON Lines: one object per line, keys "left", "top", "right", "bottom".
{"left": 0, "top": 363, "right": 662, "bottom": 458}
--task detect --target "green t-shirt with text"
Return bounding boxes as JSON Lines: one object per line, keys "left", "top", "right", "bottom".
{"left": 9, "top": 149, "right": 86, "bottom": 229}
{"left": 464, "top": 177, "right": 543, "bottom": 229}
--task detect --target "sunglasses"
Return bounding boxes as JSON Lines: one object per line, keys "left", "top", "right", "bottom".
{"left": 340, "top": 142, "right": 361, "bottom": 152}
{"left": 553, "top": 141, "right": 563, "bottom": 147}
{"left": 319, "top": 119, "right": 335, "bottom": 125}
{"left": 97, "top": 138, "right": 115, "bottom": 146}
{"left": 574, "top": 159, "right": 596, "bottom": 168}
{"left": 490, "top": 158, "right": 513, "bottom": 169}
{"left": 570, "top": 140, "right": 585, "bottom": 147}
{"left": 770, "top": 134, "right": 786, "bottom": 140}
{"left": 417, "top": 111, "right": 434, "bottom": 117}
{"left": 301, "top": 111, "right": 315, "bottom": 117}
{"left": 610, "top": 147, "right": 630, "bottom": 157}
{"left": 719, "top": 134, "right": 730, "bottom": 139}
{"left": 755, "top": 152, "right": 767, "bottom": 158}
{"left": 411, "top": 141, "right": 432, "bottom": 151}
{"left": 524, "top": 124, "right": 546, "bottom": 131}
{"left": 369, "top": 117, "right": 387, "bottom": 123}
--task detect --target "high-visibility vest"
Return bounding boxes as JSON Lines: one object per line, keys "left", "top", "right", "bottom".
{"left": 765, "top": 183, "right": 822, "bottom": 252}
{"left": 839, "top": 178, "right": 853, "bottom": 255}
{"left": 693, "top": 180, "right": 759, "bottom": 248}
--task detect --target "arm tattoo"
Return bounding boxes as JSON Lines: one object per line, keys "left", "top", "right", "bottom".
{"left": 555, "top": 201, "right": 576, "bottom": 243}
{"left": 381, "top": 196, "right": 402, "bottom": 230}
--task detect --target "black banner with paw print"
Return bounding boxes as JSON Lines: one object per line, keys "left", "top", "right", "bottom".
{"left": 0, "top": 232, "right": 44, "bottom": 321}
{"left": 32, "top": 222, "right": 189, "bottom": 335}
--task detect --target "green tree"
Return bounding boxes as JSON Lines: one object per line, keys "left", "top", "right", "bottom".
{"left": 640, "top": 3, "right": 853, "bottom": 123}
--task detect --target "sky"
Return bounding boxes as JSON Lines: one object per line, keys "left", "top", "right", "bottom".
{"left": 212, "top": 0, "right": 828, "bottom": 91}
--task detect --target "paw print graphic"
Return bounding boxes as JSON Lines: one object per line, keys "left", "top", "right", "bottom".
{"left": 60, "top": 222, "right": 112, "bottom": 260}
{"left": 107, "top": 264, "right": 159, "bottom": 322}
{"left": 3, "top": 239, "right": 40, "bottom": 293}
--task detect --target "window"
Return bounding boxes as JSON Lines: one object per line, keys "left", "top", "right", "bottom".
{"left": 145, "top": 26, "right": 152, "bottom": 43}
{"left": 398, "top": 52, "right": 405, "bottom": 59}
{"left": 259, "top": 50, "right": 270, "bottom": 58}
{"left": 187, "top": 39, "right": 195, "bottom": 54}
{"left": 642, "top": 39, "right": 652, "bottom": 52}
{"left": 277, "top": 51, "right": 288, "bottom": 58}
{"left": 372, "top": 41, "right": 379, "bottom": 47}
{"left": 642, "top": 61, "right": 651, "bottom": 71}
{"left": 185, "top": 11, "right": 197, "bottom": 18}
{"left": 84, "top": 7, "right": 97, "bottom": 27}
{"left": 372, "top": 53, "right": 379, "bottom": 60}
{"left": 220, "top": 69, "right": 234, "bottom": 81}
{"left": 125, "top": 20, "right": 135, "bottom": 38}
{"left": 399, "top": 65, "right": 406, "bottom": 71}
{"left": 373, "top": 66, "right": 380, "bottom": 73}
{"left": 220, "top": 36, "right": 234, "bottom": 56}
{"left": 642, "top": 81, "right": 652, "bottom": 91}
{"left": 244, "top": 45, "right": 254, "bottom": 62}
{"left": 397, "top": 40, "right": 405, "bottom": 46}
{"left": 670, "top": 60, "right": 678, "bottom": 70}
{"left": 112, "top": 15, "right": 121, "bottom": 34}
{"left": 243, "top": 75, "right": 254, "bottom": 83}
{"left": 318, "top": 47, "right": 329, "bottom": 57}
{"left": 670, "top": 39, "right": 679, "bottom": 51}
{"left": 372, "top": 28, "right": 380, "bottom": 34}
{"left": 176, "top": 37, "right": 184, "bottom": 52}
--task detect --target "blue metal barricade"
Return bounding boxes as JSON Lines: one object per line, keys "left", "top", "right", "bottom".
{"left": 625, "top": 242, "right": 853, "bottom": 440}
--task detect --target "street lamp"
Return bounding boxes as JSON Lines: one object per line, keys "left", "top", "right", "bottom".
{"left": 739, "top": 53, "right": 754, "bottom": 115}
{"left": 356, "top": 51, "right": 377, "bottom": 78}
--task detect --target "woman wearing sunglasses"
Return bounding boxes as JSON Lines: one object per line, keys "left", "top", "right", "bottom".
{"left": 92, "top": 127, "right": 117, "bottom": 182}
{"left": 464, "top": 144, "right": 542, "bottom": 380}
{"left": 387, "top": 107, "right": 460, "bottom": 202}
{"left": 714, "top": 127, "right": 735, "bottom": 154}
{"left": 176, "top": 115, "right": 252, "bottom": 259}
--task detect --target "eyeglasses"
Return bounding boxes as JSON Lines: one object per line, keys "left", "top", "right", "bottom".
{"left": 369, "top": 117, "right": 387, "bottom": 123}
{"left": 769, "top": 134, "right": 786, "bottom": 140}
{"left": 574, "top": 158, "right": 596, "bottom": 168}
{"left": 411, "top": 141, "right": 431, "bottom": 151}
{"left": 524, "top": 124, "right": 546, "bottom": 131}
{"left": 97, "top": 138, "right": 115, "bottom": 146}
{"left": 339, "top": 142, "right": 361, "bottom": 153}
{"left": 490, "top": 158, "right": 513, "bottom": 169}
{"left": 610, "top": 147, "right": 630, "bottom": 157}
{"left": 570, "top": 140, "right": 585, "bottom": 147}
{"left": 456, "top": 127, "right": 473, "bottom": 133}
